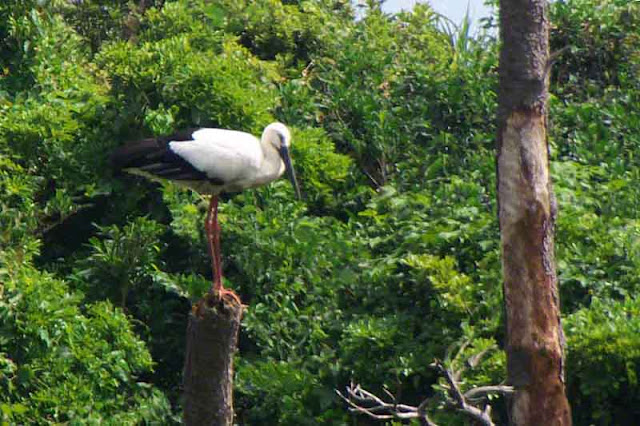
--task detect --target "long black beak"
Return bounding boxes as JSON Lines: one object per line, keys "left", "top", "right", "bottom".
{"left": 279, "top": 146, "right": 301, "bottom": 200}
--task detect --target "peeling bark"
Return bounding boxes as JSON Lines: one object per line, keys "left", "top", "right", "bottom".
{"left": 497, "top": 1, "right": 571, "bottom": 425}
{"left": 183, "top": 293, "right": 243, "bottom": 426}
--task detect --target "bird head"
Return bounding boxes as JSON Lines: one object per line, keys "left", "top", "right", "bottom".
{"left": 263, "top": 122, "right": 291, "bottom": 149}
{"left": 263, "top": 122, "right": 301, "bottom": 200}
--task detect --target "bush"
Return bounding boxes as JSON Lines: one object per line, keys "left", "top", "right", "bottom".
{"left": 0, "top": 253, "right": 171, "bottom": 424}
{"left": 565, "top": 297, "right": 640, "bottom": 425}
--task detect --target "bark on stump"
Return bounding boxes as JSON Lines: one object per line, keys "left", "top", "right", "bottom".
{"left": 183, "top": 292, "right": 243, "bottom": 426}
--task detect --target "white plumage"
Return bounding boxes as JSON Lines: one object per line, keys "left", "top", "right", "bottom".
{"left": 113, "top": 122, "right": 299, "bottom": 197}
{"left": 170, "top": 128, "right": 264, "bottom": 183}
{"left": 112, "top": 122, "right": 300, "bottom": 303}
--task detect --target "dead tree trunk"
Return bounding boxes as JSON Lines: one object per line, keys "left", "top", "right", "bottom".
{"left": 183, "top": 293, "right": 243, "bottom": 426}
{"left": 497, "top": 1, "right": 571, "bottom": 425}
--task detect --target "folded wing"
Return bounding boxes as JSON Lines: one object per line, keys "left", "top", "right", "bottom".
{"left": 111, "top": 128, "right": 263, "bottom": 188}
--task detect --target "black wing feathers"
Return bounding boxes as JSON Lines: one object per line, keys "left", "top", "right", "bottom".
{"left": 111, "top": 129, "right": 214, "bottom": 182}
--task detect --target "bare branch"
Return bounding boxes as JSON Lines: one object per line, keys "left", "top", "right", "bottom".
{"left": 363, "top": 167, "right": 382, "bottom": 189}
{"left": 417, "top": 398, "right": 438, "bottom": 426}
{"left": 433, "top": 360, "right": 495, "bottom": 426}
{"left": 466, "top": 345, "right": 495, "bottom": 369}
{"left": 381, "top": 386, "right": 396, "bottom": 404}
{"left": 445, "top": 340, "right": 470, "bottom": 382}
{"left": 337, "top": 356, "right": 510, "bottom": 426}
{"left": 465, "top": 385, "right": 515, "bottom": 403}
{"left": 336, "top": 385, "right": 424, "bottom": 422}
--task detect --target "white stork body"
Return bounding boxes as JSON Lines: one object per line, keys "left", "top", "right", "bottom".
{"left": 114, "top": 123, "right": 298, "bottom": 197}
{"left": 112, "top": 122, "right": 300, "bottom": 304}
{"left": 169, "top": 129, "right": 271, "bottom": 193}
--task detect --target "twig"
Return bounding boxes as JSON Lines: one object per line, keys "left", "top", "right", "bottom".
{"left": 336, "top": 385, "right": 422, "bottom": 421}
{"left": 549, "top": 46, "right": 571, "bottom": 66}
{"left": 381, "top": 386, "right": 396, "bottom": 405}
{"left": 432, "top": 360, "right": 497, "bottom": 426}
{"left": 417, "top": 398, "right": 438, "bottom": 426}
{"left": 467, "top": 345, "right": 494, "bottom": 369}
{"left": 545, "top": 45, "right": 572, "bottom": 77}
{"left": 362, "top": 167, "right": 382, "bottom": 189}
{"left": 465, "top": 385, "right": 515, "bottom": 403}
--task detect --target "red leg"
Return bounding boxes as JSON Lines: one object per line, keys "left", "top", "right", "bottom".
{"left": 205, "top": 196, "right": 221, "bottom": 291}
{"left": 205, "top": 196, "right": 241, "bottom": 305}
{"left": 211, "top": 196, "right": 223, "bottom": 288}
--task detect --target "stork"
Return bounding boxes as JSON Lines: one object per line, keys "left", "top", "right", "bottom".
{"left": 111, "top": 122, "right": 301, "bottom": 303}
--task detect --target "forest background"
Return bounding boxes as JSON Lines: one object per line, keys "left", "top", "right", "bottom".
{"left": 1, "top": 0, "right": 639, "bottom": 424}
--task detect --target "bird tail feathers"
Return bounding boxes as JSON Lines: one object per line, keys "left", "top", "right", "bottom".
{"left": 110, "top": 138, "right": 165, "bottom": 171}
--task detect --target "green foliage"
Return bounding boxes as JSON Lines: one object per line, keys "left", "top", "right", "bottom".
{"left": 1, "top": 0, "right": 639, "bottom": 423}
{"left": 0, "top": 253, "right": 171, "bottom": 424}
{"left": 553, "top": 161, "right": 640, "bottom": 310}
{"left": 551, "top": 0, "right": 640, "bottom": 98}
{"left": 288, "top": 127, "right": 354, "bottom": 212}
{"left": 75, "top": 217, "right": 165, "bottom": 306}
{"left": 308, "top": 5, "right": 452, "bottom": 185}
{"left": 565, "top": 297, "right": 640, "bottom": 425}
{"left": 403, "top": 254, "right": 475, "bottom": 314}
{"left": 219, "top": 0, "right": 353, "bottom": 65}
{"left": 0, "top": 157, "right": 39, "bottom": 251}
{"left": 236, "top": 360, "right": 341, "bottom": 425}
{"left": 307, "top": 3, "right": 497, "bottom": 187}
{"left": 0, "top": 9, "right": 112, "bottom": 184}
{"left": 96, "top": 4, "right": 279, "bottom": 133}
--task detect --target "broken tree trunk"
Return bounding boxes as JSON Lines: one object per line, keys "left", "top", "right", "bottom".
{"left": 497, "top": 1, "right": 571, "bottom": 425}
{"left": 183, "top": 292, "right": 243, "bottom": 426}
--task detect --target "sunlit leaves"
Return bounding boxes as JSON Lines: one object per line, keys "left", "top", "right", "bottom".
{"left": 0, "top": 257, "right": 170, "bottom": 424}
{"left": 75, "top": 217, "right": 164, "bottom": 306}
{"left": 565, "top": 297, "right": 640, "bottom": 425}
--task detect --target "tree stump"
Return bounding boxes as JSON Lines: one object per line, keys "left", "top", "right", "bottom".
{"left": 183, "top": 292, "right": 243, "bottom": 426}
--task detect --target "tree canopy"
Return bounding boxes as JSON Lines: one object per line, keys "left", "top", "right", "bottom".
{"left": 1, "top": 0, "right": 639, "bottom": 424}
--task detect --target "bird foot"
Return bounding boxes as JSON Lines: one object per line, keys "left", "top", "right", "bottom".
{"left": 212, "top": 285, "right": 243, "bottom": 306}
{"left": 192, "top": 287, "right": 243, "bottom": 317}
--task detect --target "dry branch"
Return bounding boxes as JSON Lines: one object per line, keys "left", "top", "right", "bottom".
{"left": 337, "top": 357, "right": 514, "bottom": 426}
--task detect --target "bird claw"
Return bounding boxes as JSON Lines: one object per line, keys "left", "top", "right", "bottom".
{"left": 213, "top": 285, "right": 243, "bottom": 307}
